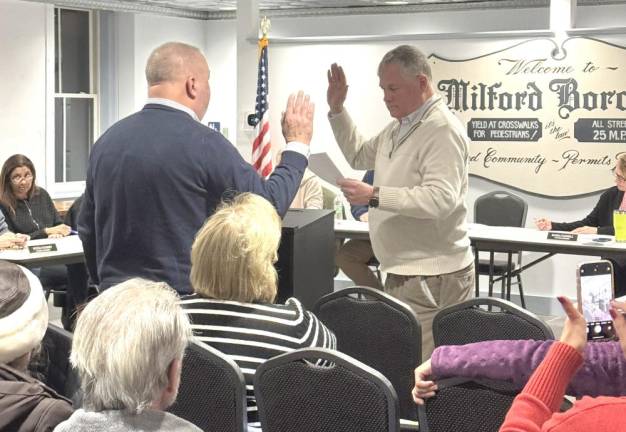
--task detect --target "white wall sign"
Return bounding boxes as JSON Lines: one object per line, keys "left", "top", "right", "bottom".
{"left": 430, "top": 37, "right": 626, "bottom": 197}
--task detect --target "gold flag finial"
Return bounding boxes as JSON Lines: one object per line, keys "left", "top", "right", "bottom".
{"left": 260, "top": 16, "right": 271, "bottom": 38}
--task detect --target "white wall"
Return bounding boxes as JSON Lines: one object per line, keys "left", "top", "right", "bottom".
{"left": 2, "top": 1, "right": 625, "bottom": 311}
{"left": 241, "top": 4, "right": 625, "bottom": 312}
{"left": 0, "top": 1, "right": 209, "bottom": 192}
{"left": 113, "top": 12, "right": 208, "bottom": 119}
{"left": 0, "top": 0, "right": 48, "bottom": 181}
{"left": 204, "top": 20, "right": 237, "bottom": 142}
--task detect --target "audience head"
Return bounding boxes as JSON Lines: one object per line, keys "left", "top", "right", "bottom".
{"left": 0, "top": 261, "right": 48, "bottom": 372}
{"left": 0, "top": 154, "right": 37, "bottom": 213}
{"left": 71, "top": 278, "right": 191, "bottom": 413}
{"left": 145, "top": 41, "right": 210, "bottom": 120}
{"left": 191, "top": 193, "right": 281, "bottom": 303}
{"left": 378, "top": 45, "right": 433, "bottom": 119}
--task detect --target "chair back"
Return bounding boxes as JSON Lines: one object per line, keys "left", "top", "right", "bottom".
{"left": 418, "top": 376, "right": 519, "bottom": 432}
{"left": 433, "top": 297, "right": 554, "bottom": 347}
{"left": 474, "top": 190, "right": 527, "bottom": 228}
{"left": 168, "top": 341, "right": 247, "bottom": 432}
{"left": 254, "top": 348, "right": 400, "bottom": 432}
{"left": 313, "top": 286, "right": 421, "bottom": 420}
{"left": 41, "top": 324, "right": 80, "bottom": 401}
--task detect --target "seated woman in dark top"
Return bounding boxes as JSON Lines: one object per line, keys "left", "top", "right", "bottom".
{"left": 535, "top": 153, "right": 626, "bottom": 296}
{"left": 0, "top": 154, "right": 86, "bottom": 330}
{"left": 0, "top": 154, "right": 70, "bottom": 239}
{"left": 180, "top": 193, "right": 336, "bottom": 429}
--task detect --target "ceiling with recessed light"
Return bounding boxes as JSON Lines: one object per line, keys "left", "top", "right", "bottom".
{"left": 24, "top": 0, "right": 626, "bottom": 19}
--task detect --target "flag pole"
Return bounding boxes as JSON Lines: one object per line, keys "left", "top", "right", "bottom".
{"left": 251, "top": 16, "right": 273, "bottom": 178}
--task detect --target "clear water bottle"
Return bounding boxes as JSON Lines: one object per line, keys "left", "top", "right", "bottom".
{"left": 334, "top": 195, "right": 344, "bottom": 220}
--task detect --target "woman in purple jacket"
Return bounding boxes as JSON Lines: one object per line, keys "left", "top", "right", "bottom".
{"left": 412, "top": 315, "right": 626, "bottom": 403}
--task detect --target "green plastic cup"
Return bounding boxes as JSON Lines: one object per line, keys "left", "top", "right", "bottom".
{"left": 614, "top": 210, "right": 626, "bottom": 242}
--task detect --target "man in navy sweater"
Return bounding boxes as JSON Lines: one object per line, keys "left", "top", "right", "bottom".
{"left": 78, "top": 41, "right": 314, "bottom": 294}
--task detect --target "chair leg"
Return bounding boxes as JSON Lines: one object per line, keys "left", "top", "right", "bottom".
{"left": 506, "top": 252, "right": 513, "bottom": 301}
{"left": 517, "top": 273, "right": 526, "bottom": 309}
{"left": 488, "top": 252, "right": 495, "bottom": 297}
{"left": 474, "top": 246, "right": 480, "bottom": 298}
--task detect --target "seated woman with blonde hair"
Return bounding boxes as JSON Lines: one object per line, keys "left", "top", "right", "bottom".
{"left": 180, "top": 192, "right": 336, "bottom": 429}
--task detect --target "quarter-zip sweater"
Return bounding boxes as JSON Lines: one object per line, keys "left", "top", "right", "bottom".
{"left": 329, "top": 98, "right": 473, "bottom": 276}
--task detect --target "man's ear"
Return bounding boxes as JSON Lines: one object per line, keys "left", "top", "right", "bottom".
{"left": 185, "top": 77, "right": 196, "bottom": 99}
{"left": 417, "top": 74, "right": 429, "bottom": 88}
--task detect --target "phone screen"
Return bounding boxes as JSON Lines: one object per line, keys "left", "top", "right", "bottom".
{"left": 579, "top": 262, "right": 614, "bottom": 340}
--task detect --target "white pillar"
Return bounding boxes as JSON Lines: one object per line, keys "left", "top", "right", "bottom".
{"left": 236, "top": 0, "right": 259, "bottom": 161}
{"left": 550, "top": 0, "right": 576, "bottom": 33}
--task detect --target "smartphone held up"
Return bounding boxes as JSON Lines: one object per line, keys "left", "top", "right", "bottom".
{"left": 577, "top": 260, "right": 615, "bottom": 340}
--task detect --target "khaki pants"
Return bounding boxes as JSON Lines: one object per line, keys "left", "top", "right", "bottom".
{"left": 336, "top": 239, "right": 384, "bottom": 290}
{"left": 384, "top": 263, "right": 474, "bottom": 360}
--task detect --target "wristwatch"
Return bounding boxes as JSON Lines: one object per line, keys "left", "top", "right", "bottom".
{"left": 368, "top": 186, "right": 380, "bottom": 208}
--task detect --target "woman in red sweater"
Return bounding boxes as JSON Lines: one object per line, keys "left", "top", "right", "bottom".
{"left": 498, "top": 296, "right": 626, "bottom": 431}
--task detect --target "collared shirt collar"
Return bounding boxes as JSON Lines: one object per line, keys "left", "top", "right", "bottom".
{"left": 398, "top": 94, "right": 437, "bottom": 127}
{"left": 394, "top": 95, "right": 438, "bottom": 145}
{"left": 145, "top": 98, "right": 200, "bottom": 122}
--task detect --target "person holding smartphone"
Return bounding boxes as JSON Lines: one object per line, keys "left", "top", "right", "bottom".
{"left": 535, "top": 153, "right": 626, "bottom": 297}
{"left": 413, "top": 297, "right": 626, "bottom": 431}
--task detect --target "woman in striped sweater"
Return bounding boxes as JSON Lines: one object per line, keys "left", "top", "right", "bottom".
{"left": 180, "top": 193, "right": 336, "bottom": 428}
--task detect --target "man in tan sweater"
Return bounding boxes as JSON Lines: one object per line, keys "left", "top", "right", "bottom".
{"left": 327, "top": 45, "right": 474, "bottom": 358}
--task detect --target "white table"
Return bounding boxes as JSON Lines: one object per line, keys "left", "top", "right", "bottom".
{"left": 469, "top": 223, "right": 626, "bottom": 298}
{"left": 0, "top": 235, "right": 85, "bottom": 267}
{"left": 334, "top": 220, "right": 626, "bottom": 297}
{"left": 334, "top": 219, "right": 370, "bottom": 241}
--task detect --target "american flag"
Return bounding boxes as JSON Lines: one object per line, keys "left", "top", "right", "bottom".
{"left": 251, "top": 37, "right": 273, "bottom": 178}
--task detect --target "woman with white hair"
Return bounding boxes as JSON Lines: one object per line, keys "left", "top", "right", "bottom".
{"left": 53, "top": 278, "right": 200, "bottom": 432}
{"left": 180, "top": 192, "right": 336, "bottom": 429}
{"left": 0, "top": 261, "right": 73, "bottom": 431}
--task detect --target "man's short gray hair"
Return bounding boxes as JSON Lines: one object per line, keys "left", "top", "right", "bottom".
{"left": 145, "top": 41, "right": 204, "bottom": 86}
{"left": 378, "top": 45, "right": 432, "bottom": 80}
{"left": 70, "top": 278, "right": 191, "bottom": 413}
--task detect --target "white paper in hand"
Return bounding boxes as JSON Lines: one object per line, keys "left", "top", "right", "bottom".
{"left": 309, "top": 153, "right": 344, "bottom": 184}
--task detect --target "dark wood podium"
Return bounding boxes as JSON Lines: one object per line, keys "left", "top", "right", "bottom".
{"left": 276, "top": 209, "right": 335, "bottom": 309}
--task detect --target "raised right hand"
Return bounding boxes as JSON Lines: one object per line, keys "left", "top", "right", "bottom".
{"left": 558, "top": 296, "right": 587, "bottom": 354}
{"left": 535, "top": 217, "right": 552, "bottom": 231}
{"left": 281, "top": 91, "right": 315, "bottom": 145}
{"left": 327, "top": 63, "right": 348, "bottom": 114}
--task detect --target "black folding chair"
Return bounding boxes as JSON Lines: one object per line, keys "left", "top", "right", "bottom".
{"left": 168, "top": 341, "right": 247, "bottom": 432}
{"left": 254, "top": 348, "right": 401, "bottom": 432}
{"left": 40, "top": 324, "right": 81, "bottom": 402}
{"left": 433, "top": 297, "right": 554, "bottom": 347}
{"left": 474, "top": 190, "right": 528, "bottom": 307}
{"left": 314, "top": 286, "right": 421, "bottom": 421}
{"left": 418, "top": 376, "right": 519, "bottom": 432}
